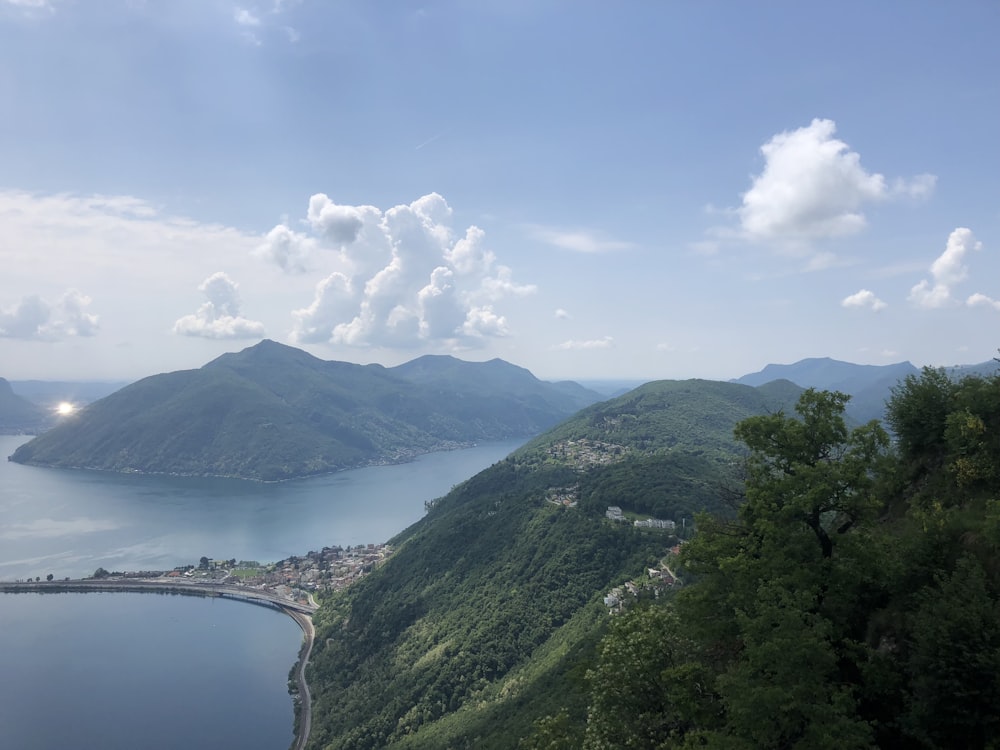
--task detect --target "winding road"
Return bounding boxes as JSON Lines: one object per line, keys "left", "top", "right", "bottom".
{"left": 287, "top": 610, "right": 315, "bottom": 750}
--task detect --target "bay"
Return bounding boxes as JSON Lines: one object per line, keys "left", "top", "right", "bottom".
{"left": 0, "top": 434, "right": 526, "bottom": 749}
{"left": 0, "top": 592, "right": 302, "bottom": 750}
{"left": 0, "top": 434, "right": 525, "bottom": 581}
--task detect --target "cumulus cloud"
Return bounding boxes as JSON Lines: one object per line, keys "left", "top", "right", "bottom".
{"left": 841, "top": 289, "right": 887, "bottom": 312}
{"left": 739, "top": 118, "right": 934, "bottom": 246}
{"left": 557, "top": 336, "right": 614, "bottom": 350}
{"left": 554, "top": 308, "right": 571, "bottom": 320}
{"left": 254, "top": 224, "right": 314, "bottom": 273}
{"left": 172, "top": 272, "right": 265, "bottom": 339}
{"left": 908, "top": 228, "right": 982, "bottom": 308}
{"left": 529, "top": 226, "right": 633, "bottom": 253}
{"left": 0, "top": 289, "right": 99, "bottom": 340}
{"left": 287, "top": 193, "right": 535, "bottom": 349}
{"left": 462, "top": 307, "right": 509, "bottom": 338}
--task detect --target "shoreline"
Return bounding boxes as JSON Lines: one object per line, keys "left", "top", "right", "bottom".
{"left": 6, "top": 437, "right": 485, "bottom": 483}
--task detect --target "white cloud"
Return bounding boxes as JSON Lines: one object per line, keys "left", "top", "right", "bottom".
{"left": 462, "top": 306, "right": 509, "bottom": 339}
{"left": 172, "top": 272, "right": 265, "bottom": 339}
{"left": 291, "top": 272, "right": 354, "bottom": 344}
{"left": 289, "top": 193, "right": 534, "bottom": 349}
{"left": 968, "top": 293, "right": 1000, "bottom": 312}
{"left": 557, "top": 336, "right": 614, "bottom": 350}
{"left": 841, "top": 289, "right": 887, "bottom": 312}
{"left": 893, "top": 173, "right": 937, "bottom": 199}
{"left": 234, "top": 8, "right": 260, "bottom": 26}
{"left": 554, "top": 308, "right": 571, "bottom": 320}
{"left": 529, "top": 226, "right": 633, "bottom": 253}
{"left": 444, "top": 226, "right": 495, "bottom": 275}
{"left": 908, "top": 227, "right": 982, "bottom": 308}
{"left": 739, "top": 118, "right": 933, "bottom": 246}
{"left": 478, "top": 266, "right": 537, "bottom": 301}
{"left": 254, "top": 223, "right": 314, "bottom": 273}
{"left": 57, "top": 289, "right": 101, "bottom": 335}
{"left": 0, "top": 289, "right": 99, "bottom": 340}
{"left": 307, "top": 194, "right": 368, "bottom": 245}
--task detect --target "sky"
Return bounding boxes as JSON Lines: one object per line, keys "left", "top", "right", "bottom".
{"left": 1, "top": 0, "right": 998, "bottom": 383}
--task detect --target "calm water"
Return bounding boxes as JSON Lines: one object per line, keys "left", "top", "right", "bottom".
{"left": 0, "top": 434, "right": 524, "bottom": 749}
{"left": 0, "top": 435, "right": 524, "bottom": 581}
{"left": 0, "top": 592, "right": 302, "bottom": 750}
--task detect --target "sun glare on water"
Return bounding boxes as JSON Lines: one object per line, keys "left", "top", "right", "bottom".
{"left": 56, "top": 401, "right": 76, "bottom": 416}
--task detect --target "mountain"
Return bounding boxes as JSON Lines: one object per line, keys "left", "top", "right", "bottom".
{"left": 8, "top": 341, "right": 603, "bottom": 481}
{"left": 0, "top": 377, "right": 51, "bottom": 434}
{"left": 304, "top": 378, "right": 803, "bottom": 749}
{"left": 389, "top": 354, "right": 599, "bottom": 415}
{"left": 733, "top": 357, "right": 921, "bottom": 423}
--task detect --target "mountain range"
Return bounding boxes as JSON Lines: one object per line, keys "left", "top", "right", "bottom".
{"left": 732, "top": 356, "right": 998, "bottom": 423}
{"left": 7, "top": 347, "right": 999, "bottom": 478}
{"left": 7, "top": 340, "right": 602, "bottom": 481}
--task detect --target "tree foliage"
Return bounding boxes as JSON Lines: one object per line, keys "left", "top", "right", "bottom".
{"left": 534, "top": 375, "right": 1000, "bottom": 750}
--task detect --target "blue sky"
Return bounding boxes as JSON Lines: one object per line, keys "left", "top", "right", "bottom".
{"left": 1, "top": 0, "right": 998, "bottom": 382}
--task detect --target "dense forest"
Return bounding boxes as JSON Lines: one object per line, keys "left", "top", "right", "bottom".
{"left": 9, "top": 340, "right": 600, "bottom": 481}
{"left": 303, "top": 379, "right": 801, "bottom": 749}
{"left": 306, "top": 368, "right": 1000, "bottom": 749}
{"left": 528, "top": 368, "right": 1000, "bottom": 749}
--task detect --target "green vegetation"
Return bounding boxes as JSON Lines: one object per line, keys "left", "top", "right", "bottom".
{"left": 303, "top": 379, "right": 802, "bottom": 749}
{"left": 9, "top": 340, "right": 602, "bottom": 481}
{"left": 527, "top": 369, "right": 1000, "bottom": 749}
{"left": 305, "top": 368, "right": 1000, "bottom": 749}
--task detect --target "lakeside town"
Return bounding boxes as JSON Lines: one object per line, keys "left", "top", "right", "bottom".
{"left": 9, "top": 543, "right": 394, "bottom": 606}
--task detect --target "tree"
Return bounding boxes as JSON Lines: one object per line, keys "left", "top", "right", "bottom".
{"left": 583, "top": 605, "right": 712, "bottom": 749}
{"left": 198, "top": 556, "right": 209, "bottom": 570}
{"left": 695, "top": 392, "right": 885, "bottom": 744}
{"left": 886, "top": 367, "right": 958, "bottom": 473}
{"left": 46, "top": 573, "right": 53, "bottom": 582}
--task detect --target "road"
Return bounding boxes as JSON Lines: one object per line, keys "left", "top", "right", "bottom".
{"left": 287, "top": 610, "right": 315, "bottom": 750}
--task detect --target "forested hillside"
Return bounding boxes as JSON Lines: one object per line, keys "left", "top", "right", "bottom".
{"left": 304, "top": 379, "right": 802, "bottom": 749}
{"left": 528, "top": 368, "right": 1000, "bottom": 749}
{"left": 9, "top": 341, "right": 601, "bottom": 481}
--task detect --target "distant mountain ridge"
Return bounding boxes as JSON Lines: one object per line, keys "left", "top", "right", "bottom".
{"left": 9, "top": 340, "right": 603, "bottom": 481}
{"left": 733, "top": 356, "right": 999, "bottom": 423}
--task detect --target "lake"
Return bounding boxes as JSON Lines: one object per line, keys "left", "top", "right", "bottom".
{"left": 0, "top": 435, "right": 525, "bottom": 749}
{"left": 0, "top": 435, "right": 525, "bottom": 581}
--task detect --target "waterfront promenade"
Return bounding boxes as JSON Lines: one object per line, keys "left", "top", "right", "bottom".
{"left": 0, "top": 578, "right": 317, "bottom": 614}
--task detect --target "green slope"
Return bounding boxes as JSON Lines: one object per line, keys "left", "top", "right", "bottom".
{"left": 10, "top": 340, "right": 604, "bottom": 481}
{"left": 304, "top": 378, "right": 802, "bottom": 749}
